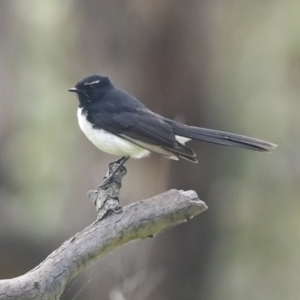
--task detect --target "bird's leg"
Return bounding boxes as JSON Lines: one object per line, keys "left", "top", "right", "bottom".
{"left": 110, "top": 156, "right": 127, "bottom": 165}
{"left": 99, "top": 156, "right": 130, "bottom": 189}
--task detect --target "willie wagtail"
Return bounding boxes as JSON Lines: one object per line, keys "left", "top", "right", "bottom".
{"left": 68, "top": 75, "right": 276, "bottom": 180}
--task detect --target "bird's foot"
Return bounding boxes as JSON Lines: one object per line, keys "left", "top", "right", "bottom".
{"left": 88, "top": 160, "right": 127, "bottom": 220}
{"left": 98, "top": 156, "right": 129, "bottom": 189}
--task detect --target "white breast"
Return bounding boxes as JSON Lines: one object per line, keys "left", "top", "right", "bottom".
{"left": 77, "top": 108, "right": 150, "bottom": 158}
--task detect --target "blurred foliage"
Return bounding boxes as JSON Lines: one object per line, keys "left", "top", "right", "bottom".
{"left": 0, "top": 1, "right": 299, "bottom": 300}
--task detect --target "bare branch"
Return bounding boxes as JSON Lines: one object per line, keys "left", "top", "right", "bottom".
{"left": 0, "top": 189, "right": 207, "bottom": 300}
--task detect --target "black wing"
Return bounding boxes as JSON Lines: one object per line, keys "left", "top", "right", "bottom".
{"left": 87, "top": 108, "right": 196, "bottom": 161}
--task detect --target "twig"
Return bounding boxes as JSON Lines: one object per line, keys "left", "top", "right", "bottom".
{"left": 88, "top": 161, "right": 127, "bottom": 219}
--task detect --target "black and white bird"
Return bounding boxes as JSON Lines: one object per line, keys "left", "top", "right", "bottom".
{"left": 68, "top": 75, "right": 276, "bottom": 178}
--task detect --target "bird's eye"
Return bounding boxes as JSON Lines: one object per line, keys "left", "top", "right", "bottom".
{"left": 89, "top": 85, "right": 94, "bottom": 89}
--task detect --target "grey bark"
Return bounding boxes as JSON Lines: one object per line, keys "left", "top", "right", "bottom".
{"left": 0, "top": 189, "right": 207, "bottom": 300}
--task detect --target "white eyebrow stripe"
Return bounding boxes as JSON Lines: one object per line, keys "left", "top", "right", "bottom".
{"left": 84, "top": 80, "right": 101, "bottom": 86}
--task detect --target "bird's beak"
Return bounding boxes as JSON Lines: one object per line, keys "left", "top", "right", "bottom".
{"left": 68, "top": 87, "right": 79, "bottom": 93}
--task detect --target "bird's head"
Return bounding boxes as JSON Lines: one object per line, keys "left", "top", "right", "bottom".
{"left": 68, "top": 75, "right": 112, "bottom": 106}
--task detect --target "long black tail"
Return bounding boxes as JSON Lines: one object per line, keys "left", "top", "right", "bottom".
{"left": 171, "top": 123, "right": 277, "bottom": 152}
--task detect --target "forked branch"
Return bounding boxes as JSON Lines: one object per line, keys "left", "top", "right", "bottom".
{"left": 0, "top": 163, "right": 207, "bottom": 300}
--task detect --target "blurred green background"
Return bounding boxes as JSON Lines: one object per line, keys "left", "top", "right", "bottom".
{"left": 0, "top": 1, "right": 299, "bottom": 299}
